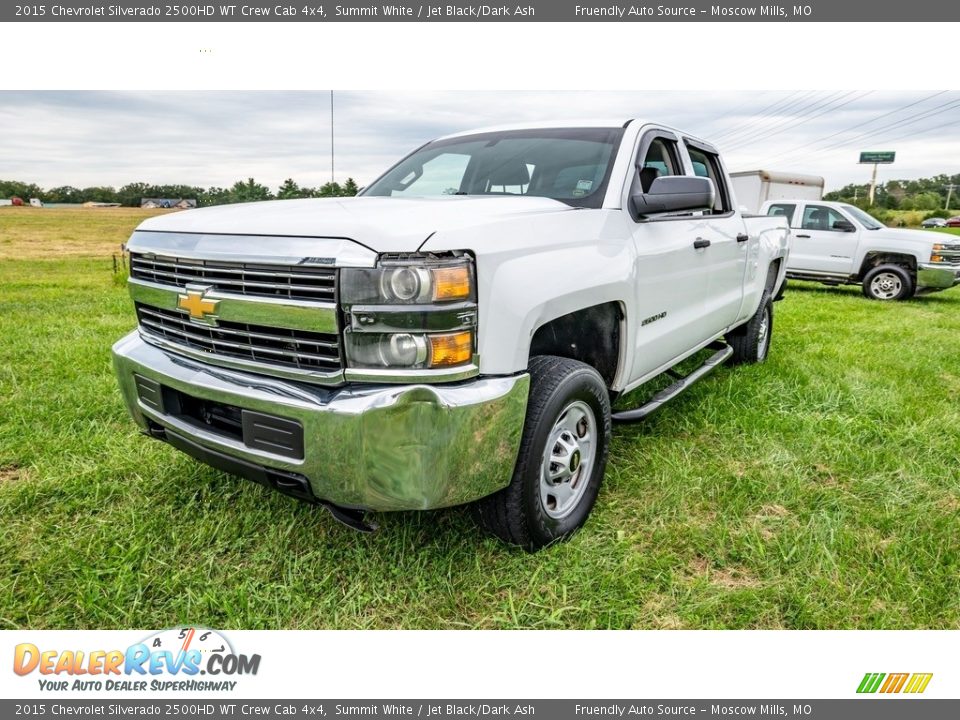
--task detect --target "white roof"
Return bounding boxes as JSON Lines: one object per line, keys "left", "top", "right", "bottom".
{"left": 437, "top": 118, "right": 638, "bottom": 140}
{"left": 435, "top": 119, "right": 714, "bottom": 147}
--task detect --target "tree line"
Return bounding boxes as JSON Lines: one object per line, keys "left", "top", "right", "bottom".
{"left": 0, "top": 177, "right": 360, "bottom": 206}
{"left": 824, "top": 172, "right": 960, "bottom": 212}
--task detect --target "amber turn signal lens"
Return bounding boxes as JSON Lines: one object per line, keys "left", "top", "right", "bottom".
{"left": 431, "top": 265, "right": 472, "bottom": 301}
{"left": 428, "top": 331, "right": 473, "bottom": 367}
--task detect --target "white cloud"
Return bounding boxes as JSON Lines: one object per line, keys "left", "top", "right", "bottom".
{"left": 1, "top": 90, "right": 958, "bottom": 192}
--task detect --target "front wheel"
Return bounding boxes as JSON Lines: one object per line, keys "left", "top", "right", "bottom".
{"left": 862, "top": 264, "right": 913, "bottom": 301}
{"left": 474, "top": 356, "right": 611, "bottom": 551}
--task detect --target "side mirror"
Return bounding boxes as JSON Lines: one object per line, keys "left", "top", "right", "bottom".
{"left": 833, "top": 219, "right": 856, "bottom": 232}
{"left": 631, "top": 176, "right": 716, "bottom": 218}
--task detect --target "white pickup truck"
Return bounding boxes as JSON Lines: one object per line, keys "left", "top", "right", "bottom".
{"left": 762, "top": 199, "right": 960, "bottom": 300}
{"left": 113, "top": 120, "right": 788, "bottom": 550}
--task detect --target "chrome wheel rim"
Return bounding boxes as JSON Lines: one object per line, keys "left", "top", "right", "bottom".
{"left": 870, "top": 272, "right": 902, "bottom": 300}
{"left": 757, "top": 306, "right": 771, "bottom": 359}
{"left": 539, "top": 400, "right": 596, "bottom": 520}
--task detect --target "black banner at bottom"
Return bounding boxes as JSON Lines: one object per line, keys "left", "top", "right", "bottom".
{"left": 3, "top": 700, "right": 958, "bottom": 720}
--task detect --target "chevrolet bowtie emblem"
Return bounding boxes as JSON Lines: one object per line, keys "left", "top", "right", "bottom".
{"left": 177, "top": 285, "right": 220, "bottom": 325}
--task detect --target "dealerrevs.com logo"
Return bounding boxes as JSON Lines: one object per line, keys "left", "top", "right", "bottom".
{"left": 13, "top": 627, "right": 260, "bottom": 693}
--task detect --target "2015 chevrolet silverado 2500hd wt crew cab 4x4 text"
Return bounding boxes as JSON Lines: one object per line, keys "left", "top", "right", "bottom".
{"left": 763, "top": 199, "right": 960, "bottom": 301}
{"left": 113, "top": 120, "right": 789, "bottom": 550}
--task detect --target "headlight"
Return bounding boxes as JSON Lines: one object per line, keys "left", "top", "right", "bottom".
{"left": 345, "top": 330, "right": 473, "bottom": 370}
{"left": 931, "top": 243, "right": 946, "bottom": 263}
{"left": 340, "top": 253, "right": 477, "bottom": 377}
{"left": 341, "top": 255, "right": 474, "bottom": 306}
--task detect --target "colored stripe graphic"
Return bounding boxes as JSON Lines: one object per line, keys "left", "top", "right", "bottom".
{"left": 880, "top": 673, "right": 909, "bottom": 693}
{"left": 857, "top": 673, "right": 885, "bottom": 693}
{"left": 857, "top": 672, "right": 932, "bottom": 694}
{"left": 904, "top": 673, "right": 933, "bottom": 694}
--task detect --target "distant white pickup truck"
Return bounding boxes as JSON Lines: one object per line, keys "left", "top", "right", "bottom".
{"left": 113, "top": 120, "right": 789, "bottom": 550}
{"left": 761, "top": 199, "right": 960, "bottom": 300}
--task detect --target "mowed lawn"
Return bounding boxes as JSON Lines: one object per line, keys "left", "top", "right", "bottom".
{"left": 0, "top": 207, "right": 958, "bottom": 629}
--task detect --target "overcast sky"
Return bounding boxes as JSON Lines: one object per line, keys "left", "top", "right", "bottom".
{"left": 2, "top": 90, "right": 958, "bottom": 193}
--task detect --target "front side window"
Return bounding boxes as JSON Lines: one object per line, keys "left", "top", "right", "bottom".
{"left": 363, "top": 128, "right": 624, "bottom": 208}
{"left": 801, "top": 204, "right": 849, "bottom": 232}
{"left": 635, "top": 137, "right": 681, "bottom": 193}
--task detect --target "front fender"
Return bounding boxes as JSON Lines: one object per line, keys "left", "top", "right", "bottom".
{"left": 477, "top": 244, "right": 634, "bottom": 375}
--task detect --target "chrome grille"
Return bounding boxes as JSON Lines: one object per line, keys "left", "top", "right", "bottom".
{"left": 130, "top": 253, "right": 336, "bottom": 302}
{"left": 136, "top": 304, "right": 341, "bottom": 371}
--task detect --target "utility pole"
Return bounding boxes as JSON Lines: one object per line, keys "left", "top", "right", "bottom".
{"left": 946, "top": 184, "right": 957, "bottom": 211}
{"left": 330, "top": 90, "right": 335, "bottom": 184}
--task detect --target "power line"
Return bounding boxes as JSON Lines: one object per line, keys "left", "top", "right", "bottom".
{"left": 716, "top": 91, "right": 839, "bottom": 147}
{"left": 722, "top": 91, "right": 867, "bottom": 152}
{"left": 877, "top": 115, "right": 960, "bottom": 146}
{"left": 694, "top": 92, "right": 774, "bottom": 136}
{"left": 817, "top": 95, "right": 960, "bottom": 151}
{"left": 755, "top": 91, "right": 950, "bottom": 165}
{"left": 709, "top": 91, "right": 814, "bottom": 141}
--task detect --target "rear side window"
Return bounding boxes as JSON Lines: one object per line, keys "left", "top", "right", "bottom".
{"left": 767, "top": 203, "right": 797, "bottom": 224}
{"left": 685, "top": 144, "right": 731, "bottom": 213}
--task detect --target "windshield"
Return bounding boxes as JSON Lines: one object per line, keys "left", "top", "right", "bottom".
{"left": 842, "top": 204, "right": 884, "bottom": 230}
{"left": 362, "top": 127, "right": 624, "bottom": 208}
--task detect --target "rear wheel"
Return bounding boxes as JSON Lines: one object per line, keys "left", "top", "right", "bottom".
{"left": 728, "top": 291, "right": 773, "bottom": 365}
{"left": 862, "top": 264, "right": 913, "bottom": 301}
{"left": 475, "top": 356, "right": 611, "bottom": 551}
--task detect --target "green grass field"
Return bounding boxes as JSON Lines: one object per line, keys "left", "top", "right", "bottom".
{"left": 1, "top": 209, "right": 958, "bottom": 629}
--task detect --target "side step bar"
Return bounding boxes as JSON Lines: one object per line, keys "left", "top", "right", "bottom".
{"left": 612, "top": 342, "right": 734, "bottom": 424}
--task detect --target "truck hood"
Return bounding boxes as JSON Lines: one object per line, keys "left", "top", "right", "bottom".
{"left": 136, "top": 196, "right": 577, "bottom": 253}
{"left": 868, "top": 227, "right": 944, "bottom": 248}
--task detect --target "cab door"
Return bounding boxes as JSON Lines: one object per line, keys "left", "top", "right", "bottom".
{"left": 792, "top": 203, "right": 860, "bottom": 274}
{"left": 625, "top": 130, "right": 721, "bottom": 383}
{"left": 681, "top": 140, "right": 749, "bottom": 328}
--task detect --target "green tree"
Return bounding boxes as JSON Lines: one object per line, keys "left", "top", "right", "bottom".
{"left": 315, "top": 181, "right": 344, "bottom": 197}
{"left": 0, "top": 180, "right": 43, "bottom": 201}
{"left": 912, "top": 192, "right": 941, "bottom": 211}
{"left": 276, "top": 178, "right": 303, "bottom": 199}
{"left": 43, "top": 185, "right": 82, "bottom": 203}
{"left": 227, "top": 178, "right": 273, "bottom": 204}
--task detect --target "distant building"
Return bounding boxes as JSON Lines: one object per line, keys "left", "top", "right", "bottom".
{"left": 141, "top": 198, "right": 197, "bottom": 209}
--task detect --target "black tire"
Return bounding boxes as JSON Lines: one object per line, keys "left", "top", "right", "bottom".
{"left": 728, "top": 290, "right": 773, "bottom": 365}
{"left": 475, "top": 356, "right": 611, "bottom": 551}
{"left": 861, "top": 264, "right": 913, "bottom": 301}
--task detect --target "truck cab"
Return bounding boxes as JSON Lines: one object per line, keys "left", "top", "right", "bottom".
{"left": 762, "top": 199, "right": 960, "bottom": 300}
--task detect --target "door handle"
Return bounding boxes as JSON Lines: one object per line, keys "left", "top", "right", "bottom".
{"left": 796, "top": 234, "right": 811, "bottom": 238}
{"left": 693, "top": 238, "right": 711, "bottom": 249}
{"left": 736, "top": 233, "right": 749, "bottom": 243}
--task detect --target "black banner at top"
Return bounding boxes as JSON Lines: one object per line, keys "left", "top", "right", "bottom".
{"left": 5, "top": 0, "right": 959, "bottom": 22}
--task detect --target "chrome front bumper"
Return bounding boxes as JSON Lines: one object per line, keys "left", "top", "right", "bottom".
{"left": 917, "top": 263, "right": 960, "bottom": 291}
{"left": 112, "top": 331, "right": 529, "bottom": 511}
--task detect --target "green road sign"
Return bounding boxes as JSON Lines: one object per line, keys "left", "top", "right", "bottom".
{"left": 860, "top": 151, "right": 895, "bottom": 164}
